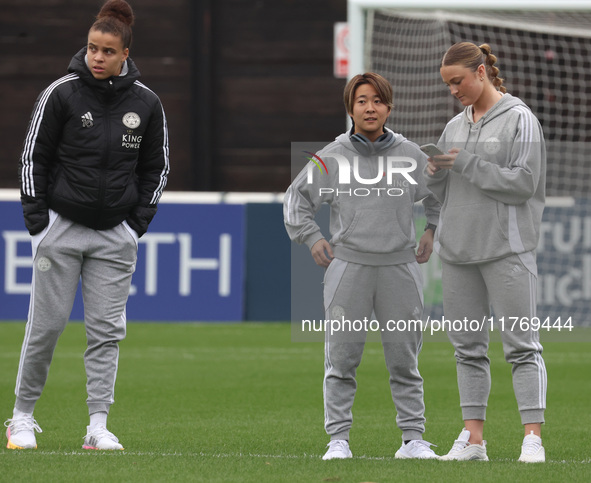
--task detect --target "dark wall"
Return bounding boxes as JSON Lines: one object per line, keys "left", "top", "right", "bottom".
{"left": 210, "top": 0, "right": 347, "bottom": 192}
{"left": 0, "top": 0, "right": 346, "bottom": 192}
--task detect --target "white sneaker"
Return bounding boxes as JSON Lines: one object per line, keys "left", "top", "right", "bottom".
{"left": 82, "top": 425, "right": 124, "bottom": 450}
{"left": 5, "top": 415, "right": 42, "bottom": 449}
{"left": 518, "top": 431, "right": 545, "bottom": 463}
{"left": 440, "top": 428, "right": 488, "bottom": 461}
{"left": 395, "top": 439, "right": 440, "bottom": 459}
{"left": 322, "top": 439, "right": 352, "bottom": 460}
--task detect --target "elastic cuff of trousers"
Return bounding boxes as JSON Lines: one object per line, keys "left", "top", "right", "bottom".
{"left": 520, "top": 409, "right": 545, "bottom": 425}
{"left": 402, "top": 430, "right": 423, "bottom": 442}
{"left": 87, "top": 403, "right": 111, "bottom": 416}
{"left": 15, "top": 397, "right": 37, "bottom": 414}
{"left": 330, "top": 431, "right": 350, "bottom": 441}
{"left": 461, "top": 406, "right": 487, "bottom": 421}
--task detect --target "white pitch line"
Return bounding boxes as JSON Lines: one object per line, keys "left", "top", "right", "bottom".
{"left": 1, "top": 451, "right": 589, "bottom": 464}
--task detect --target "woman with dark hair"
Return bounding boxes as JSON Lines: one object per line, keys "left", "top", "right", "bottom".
{"left": 5, "top": 0, "right": 169, "bottom": 451}
{"left": 285, "top": 72, "right": 441, "bottom": 460}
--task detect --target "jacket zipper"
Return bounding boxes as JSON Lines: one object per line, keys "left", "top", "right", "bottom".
{"left": 98, "top": 79, "right": 114, "bottom": 224}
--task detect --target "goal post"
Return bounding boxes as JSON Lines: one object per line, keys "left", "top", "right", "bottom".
{"left": 347, "top": 0, "right": 591, "bottom": 195}
{"left": 348, "top": 0, "right": 591, "bottom": 78}
{"left": 347, "top": 0, "right": 591, "bottom": 328}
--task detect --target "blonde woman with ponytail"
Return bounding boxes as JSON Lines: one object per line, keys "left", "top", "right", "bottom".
{"left": 425, "top": 42, "right": 547, "bottom": 463}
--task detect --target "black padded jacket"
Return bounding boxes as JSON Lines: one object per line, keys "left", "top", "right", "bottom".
{"left": 18, "top": 47, "right": 170, "bottom": 236}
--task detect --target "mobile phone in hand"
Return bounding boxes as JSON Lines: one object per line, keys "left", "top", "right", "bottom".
{"left": 420, "top": 143, "right": 444, "bottom": 157}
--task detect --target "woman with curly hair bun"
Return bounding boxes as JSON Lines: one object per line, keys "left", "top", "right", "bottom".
{"left": 5, "top": 0, "right": 169, "bottom": 451}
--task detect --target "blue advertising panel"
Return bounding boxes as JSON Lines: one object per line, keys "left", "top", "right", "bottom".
{"left": 1, "top": 200, "right": 245, "bottom": 321}
{"left": 1, "top": 200, "right": 32, "bottom": 319}
{"left": 536, "top": 198, "right": 591, "bottom": 326}
{"left": 244, "top": 203, "right": 291, "bottom": 321}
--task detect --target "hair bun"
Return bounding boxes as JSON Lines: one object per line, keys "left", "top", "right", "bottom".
{"left": 97, "top": 0, "right": 134, "bottom": 27}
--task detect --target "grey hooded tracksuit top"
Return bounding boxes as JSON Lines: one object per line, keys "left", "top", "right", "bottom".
{"left": 285, "top": 128, "right": 441, "bottom": 260}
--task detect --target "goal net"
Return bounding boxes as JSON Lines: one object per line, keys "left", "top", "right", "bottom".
{"left": 350, "top": 1, "right": 591, "bottom": 330}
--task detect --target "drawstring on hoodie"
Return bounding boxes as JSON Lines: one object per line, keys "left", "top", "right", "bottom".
{"left": 463, "top": 94, "right": 511, "bottom": 149}
{"left": 465, "top": 106, "right": 484, "bottom": 149}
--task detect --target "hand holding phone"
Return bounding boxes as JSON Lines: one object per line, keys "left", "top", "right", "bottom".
{"left": 420, "top": 143, "right": 444, "bottom": 157}
{"left": 423, "top": 145, "right": 460, "bottom": 174}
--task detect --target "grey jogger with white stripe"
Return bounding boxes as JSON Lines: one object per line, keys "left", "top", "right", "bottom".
{"left": 15, "top": 212, "right": 137, "bottom": 416}
{"left": 323, "top": 259, "right": 427, "bottom": 442}
{"left": 441, "top": 254, "right": 547, "bottom": 424}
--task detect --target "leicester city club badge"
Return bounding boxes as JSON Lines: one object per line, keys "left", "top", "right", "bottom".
{"left": 122, "top": 112, "right": 141, "bottom": 129}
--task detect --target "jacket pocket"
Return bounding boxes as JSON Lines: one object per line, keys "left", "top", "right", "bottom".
{"left": 439, "top": 201, "right": 509, "bottom": 261}
{"left": 31, "top": 209, "right": 59, "bottom": 256}
{"left": 121, "top": 220, "right": 139, "bottom": 248}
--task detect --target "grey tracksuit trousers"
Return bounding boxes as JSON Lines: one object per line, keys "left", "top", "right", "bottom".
{"left": 14, "top": 211, "right": 137, "bottom": 415}
{"left": 323, "top": 258, "right": 427, "bottom": 442}
{"left": 441, "top": 253, "right": 547, "bottom": 425}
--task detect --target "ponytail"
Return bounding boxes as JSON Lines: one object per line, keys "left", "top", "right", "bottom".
{"left": 479, "top": 44, "right": 506, "bottom": 94}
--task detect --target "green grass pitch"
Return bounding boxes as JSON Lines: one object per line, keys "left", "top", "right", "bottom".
{"left": 1, "top": 321, "right": 589, "bottom": 482}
